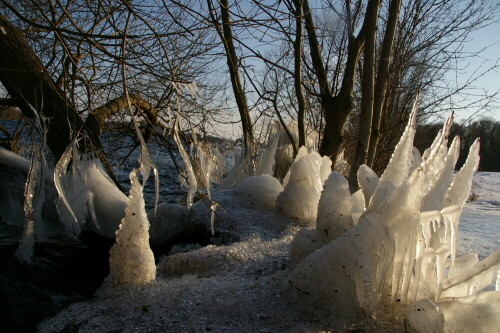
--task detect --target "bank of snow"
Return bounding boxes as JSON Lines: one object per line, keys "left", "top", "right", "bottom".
{"left": 458, "top": 172, "right": 500, "bottom": 258}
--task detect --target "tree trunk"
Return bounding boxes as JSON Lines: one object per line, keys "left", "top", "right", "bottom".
{"left": 366, "top": 0, "right": 402, "bottom": 167}
{"left": 1, "top": 15, "right": 77, "bottom": 159}
{"left": 208, "top": 0, "right": 256, "bottom": 159}
{"left": 292, "top": 0, "right": 307, "bottom": 148}
{"left": 303, "top": 0, "right": 367, "bottom": 163}
{"left": 0, "top": 15, "right": 101, "bottom": 161}
{"left": 348, "top": 0, "right": 381, "bottom": 192}
{"left": 0, "top": 15, "right": 122, "bottom": 189}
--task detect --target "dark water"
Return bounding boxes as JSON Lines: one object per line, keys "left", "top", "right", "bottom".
{"left": 0, "top": 231, "right": 113, "bottom": 333}
{"left": 0, "top": 121, "right": 211, "bottom": 332}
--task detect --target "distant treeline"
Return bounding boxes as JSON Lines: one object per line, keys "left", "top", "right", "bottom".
{"left": 415, "top": 118, "right": 500, "bottom": 172}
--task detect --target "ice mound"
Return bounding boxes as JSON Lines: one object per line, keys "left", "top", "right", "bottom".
{"left": 439, "top": 291, "right": 500, "bottom": 333}
{"left": 109, "top": 169, "right": 156, "bottom": 285}
{"left": 276, "top": 150, "right": 327, "bottom": 225}
{"left": 357, "top": 164, "right": 379, "bottom": 207}
{"left": 233, "top": 174, "right": 283, "bottom": 208}
{"left": 288, "top": 213, "right": 393, "bottom": 325}
{"left": 147, "top": 203, "right": 193, "bottom": 245}
{"left": 406, "top": 298, "right": 444, "bottom": 333}
{"left": 316, "top": 172, "right": 353, "bottom": 239}
{"left": 159, "top": 235, "right": 292, "bottom": 278}
{"left": 289, "top": 171, "right": 354, "bottom": 264}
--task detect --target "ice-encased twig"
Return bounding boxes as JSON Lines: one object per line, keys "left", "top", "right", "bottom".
{"left": 122, "top": 87, "right": 160, "bottom": 215}
{"left": 173, "top": 115, "right": 198, "bottom": 208}
{"left": 255, "top": 122, "right": 280, "bottom": 176}
{"left": 441, "top": 248, "right": 500, "bottom": 297}
{"left": 16, "top": 114, "right": 48, "bottom": 264}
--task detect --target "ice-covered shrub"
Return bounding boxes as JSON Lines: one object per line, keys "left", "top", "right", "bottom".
{"left": 286, "top": 105, "right": 499, "bottom": 331}
{"left": 55, "top": 152, "right": 128, "bottom": 239}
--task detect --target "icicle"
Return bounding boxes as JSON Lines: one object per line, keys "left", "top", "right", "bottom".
{"left": 194, "top": 142, "right": 216, "bottom": 233}
{"left": 16, "top": 114, "right": 48, "bottom": 264}
{"left": 368, "top": 97, "right": 418, "bottom": 212}
{"left": 173, "top": 116, "right": 198, "bottom": 208}
{"left": 441, "top": 205, "right": 461, "bottom": 270}
{"left": 421, "top": 137, "right": 460, "bottom": 211}
{"left": 444, "top": 139, "right": 480, "bottom": 208}
{"left": 210, "top": 204, "right": 216, "bottom": 235}
{"left": 54, "top": 141, "right": 84, "bottom": 236}
{"left": 255, "top": 123, "right": 280, "bottom": 176}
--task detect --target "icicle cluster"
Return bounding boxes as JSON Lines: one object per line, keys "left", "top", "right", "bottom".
{"left": 285, "top": 105, "right": 499, "bottom": 331}
{"left": 54, "top": 143, "right": 128, "bottom": 239}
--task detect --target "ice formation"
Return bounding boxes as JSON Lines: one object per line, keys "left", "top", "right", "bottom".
{"left": 55, "top": 144, "right": 128, "bottom": 239}
{"left": 255, "top": 123, "right": 280, "bottom": 176}
{"left": 289, "top": 172, "right": 353, "bottom": 264}
{"left": 276, "top": 150, "right": 329, "bottom": 225}
{"left": 109, "top": 168, "right": 156, "bottom": 285}
{"left": 234, "top": 174, "right": 283, "bottom": 208}
{"left": 406, "top": 298, "right": 444, "bottom": 333}
{"left": 286, "top": 107, "right": 499, "bottom": 331}
{"left": 15, "top": 115, "right": 48, "bottom": 263}
{"left": 173, "top": 116, "right": 198, "bottom": 208}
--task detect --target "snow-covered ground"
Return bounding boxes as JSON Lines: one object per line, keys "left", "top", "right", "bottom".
{"left": 458, "top": 172, "right": 500, "bottom": 259}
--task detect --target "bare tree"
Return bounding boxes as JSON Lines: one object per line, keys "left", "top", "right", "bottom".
{"left": 348, "top": 0, "right": 381, "bottom": 190}
{"left": 206, "top": 0, "right": 256, "bottom": 159}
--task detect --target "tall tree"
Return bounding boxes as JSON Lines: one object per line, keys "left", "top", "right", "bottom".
{"left": 0, "top": 14, "right": 101, "bottom": 160}
{"left": 365, "top": 0, "right": 402, "bottom": 167}
{"left": 302, "top": 0, "right": 368, "bottom": 163}
{"left": 347, "top": 0, "right": 381, "bottom": 191}
{"left": 207, "top": 0, "right": 256, "bottom": 159}
{"left": 292, "top": 0, "right": 307, "bottom": 148}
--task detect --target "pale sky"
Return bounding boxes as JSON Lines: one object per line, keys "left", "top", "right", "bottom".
{"left": 452, "top": 11, "right": 500, "bottom": 122}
